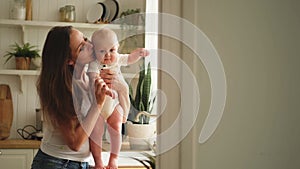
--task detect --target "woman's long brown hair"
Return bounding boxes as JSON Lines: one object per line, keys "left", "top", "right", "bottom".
{"left": 37, "top": 26, "right": 76, "bottom": 126}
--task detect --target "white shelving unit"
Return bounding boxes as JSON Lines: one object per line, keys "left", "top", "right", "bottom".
{"left": 0, "top": 69, "right": 39, "bottom": 93}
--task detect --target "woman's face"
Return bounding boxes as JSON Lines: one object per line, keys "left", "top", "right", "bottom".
{"left": 69, "top": 29, "right": 94, "bottom": 65}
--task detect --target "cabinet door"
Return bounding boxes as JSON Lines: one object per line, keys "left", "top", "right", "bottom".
{"left": 33, "top": 149, "right": 39, "bottom": 156}
{"left": 0, "top": 149, "right": 33, "bottom": 169}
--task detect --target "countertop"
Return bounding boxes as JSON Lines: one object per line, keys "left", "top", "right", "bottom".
{"left": 0, "top": 139, "right": 132, "bottom": 150}
{"left": 0, "top": 139, "right": 148, "bottom": 168}
{"left": 0, "top": 139, "right": 41, "bottom": 149}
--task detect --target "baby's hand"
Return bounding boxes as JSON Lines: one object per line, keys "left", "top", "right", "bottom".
{"left": 131, "top": 48, "right": 150, "bottom": 58}
{"left": 111, "top": 90, "right": 118, "bottom": 99}
{"left": 94, "top": 77, "right": 113, "bottom": 105}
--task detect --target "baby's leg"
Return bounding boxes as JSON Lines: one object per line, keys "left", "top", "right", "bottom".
{"left": 106, "top": 105, "right": 123, "bottom": 168}
{"left": 89, "top": 115, "right": 105, "bottom": 169}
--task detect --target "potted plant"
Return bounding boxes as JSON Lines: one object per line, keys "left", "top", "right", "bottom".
{"left": 119, "top": 8, "right": 143, "bottom": 26}
{"left": 3, "top": 42, "right": 40, "bottom": 70}
{"left": 134, "top": 152, "right": 156, "bottom": 169}
{"left": 126, "top": 60, "right": 156, "bottom": 150}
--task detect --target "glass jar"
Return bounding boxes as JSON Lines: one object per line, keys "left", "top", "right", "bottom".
{"left": 11, "top": 0, "right": 26, "bottom": 20}
{"left": 59, "top": 7, "right": 66, "bottom": 22}
{"left": 64, "top": 5, "right": 76, "bottom": 22}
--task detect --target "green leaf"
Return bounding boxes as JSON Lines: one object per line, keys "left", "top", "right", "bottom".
{"left": 2, "top": 42, "right": 40, "bottom": 64}
{"left": 142, "top": 62, "right": 151, "bottom": 112}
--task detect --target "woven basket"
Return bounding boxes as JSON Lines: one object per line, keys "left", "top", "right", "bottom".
{"left": 15, "top": 57, "right": 31, "bottom": 70}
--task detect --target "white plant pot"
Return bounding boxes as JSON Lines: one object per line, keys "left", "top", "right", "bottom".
{"left": 126, "top": 122, "right": 156, "bottom": 150}
{"left": 32, "top": 57, "right": 42, "bottom": 69}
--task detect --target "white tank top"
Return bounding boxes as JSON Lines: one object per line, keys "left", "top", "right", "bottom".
{"left": 41, "top": 73, "right": 91, "bottom": 162}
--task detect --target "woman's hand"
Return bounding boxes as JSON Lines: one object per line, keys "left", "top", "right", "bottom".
{"left": 100, "top": 69, "right": 127, "bottom": 92}
{"left": 94, "top": 77, "right": 113, "bottom": 105}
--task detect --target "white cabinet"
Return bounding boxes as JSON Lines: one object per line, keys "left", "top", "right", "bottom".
{"left": 0, "top": 149, "right": 36, "bottom": 169}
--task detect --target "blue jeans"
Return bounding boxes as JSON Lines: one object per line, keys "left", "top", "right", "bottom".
{"left": 31, "top": 149, "right": 89, "bottom": 169}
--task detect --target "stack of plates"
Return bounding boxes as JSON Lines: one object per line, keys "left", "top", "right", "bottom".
{"left": 86, "top": 0, "right": 119, "bottom": 23}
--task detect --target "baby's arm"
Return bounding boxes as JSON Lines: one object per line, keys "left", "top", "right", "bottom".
{"left": 87, "top": 72, "right": 98, "bottom": 87}
{"left": 127, "top": 48, "right": 150, "bottom": 65}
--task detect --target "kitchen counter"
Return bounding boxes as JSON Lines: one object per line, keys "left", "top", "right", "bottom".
{"left": 0, "top": 139, "right": 41, "bottom": 149}
{"left": 0, "top": 139, "right": 148, "bottom": 168}
{"left": 0, "top": 139, "right": 132, "bottom": 150}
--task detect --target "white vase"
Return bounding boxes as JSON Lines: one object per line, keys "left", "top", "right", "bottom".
{"left": 32, "top": 57, "right": 42, "bottom": 69}
{"left": 11, "top": 0, "right": 26, "bottom": 20}
{"left": 126, "top": 122, "right": 156, "bottom": 150}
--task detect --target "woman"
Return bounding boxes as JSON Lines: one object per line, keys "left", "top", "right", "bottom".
{"left": 31, "top": 26, "right": 130, "bottom": 169}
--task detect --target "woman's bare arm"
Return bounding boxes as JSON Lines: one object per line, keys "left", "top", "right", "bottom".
{"left": 59, "top": 77, "right": 111, "bottom": 151}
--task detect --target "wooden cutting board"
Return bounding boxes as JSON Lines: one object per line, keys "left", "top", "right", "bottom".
{"left": 0, "top": 84, "right": 13, "bottom": 140}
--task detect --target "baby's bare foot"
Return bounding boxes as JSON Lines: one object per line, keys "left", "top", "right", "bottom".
{"left": 93, "top": 166, "right": 105, "bottom": 169}
{"left": 107, "top": 155, "right": 118, "bottom": 169}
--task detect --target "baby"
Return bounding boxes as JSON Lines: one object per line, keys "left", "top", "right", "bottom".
{"left": 87, "top": 28, "right": 149, "bottom": 169}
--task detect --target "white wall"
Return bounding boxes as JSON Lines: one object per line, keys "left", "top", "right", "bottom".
{"left": 159, "top": 0, "right": 300, "bottom": 169}
{"left": 194, "top": 1, "right": 300, "bottom": 169}
{"left": 0, "top": 0, "right": 145, "bottom": 22}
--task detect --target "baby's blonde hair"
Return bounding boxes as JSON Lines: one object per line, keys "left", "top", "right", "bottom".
{"left": 92, "top": 28, "right": 119, "bottom": 47}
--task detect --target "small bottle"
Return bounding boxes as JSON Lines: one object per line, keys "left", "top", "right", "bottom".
{"left": 11, "top": 0, "right": 26, "bottom": 20}
{"left": 64, "top": 5, "right": 76, "bottom": 22}
{"left": 25, "top": 0, "right": 32, "bottom": 20}
{"left": 59, "top": 7, "right": 66, "bottom": 22}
